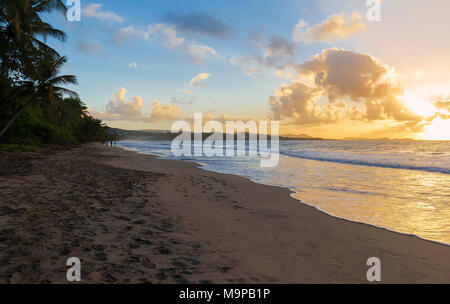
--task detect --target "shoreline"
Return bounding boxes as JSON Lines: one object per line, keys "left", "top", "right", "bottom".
{"left": 0, "top": 143, "right": 449, "bottom": 283}
{"left": 121, "top": 145, "right": 450, "bottom": 247}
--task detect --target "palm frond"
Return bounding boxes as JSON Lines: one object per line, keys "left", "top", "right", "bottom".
{"left": 53, "top": 86, "right": 79, "bottom": 99}
{"left": 49, "top": 75, "right": 78, "bottom": 86}
{"left": 31, "top": 36, "right": 60, "bottom": 56}
{"left": 29, "top": 20, "right": 66, "bottom": 42}
{"left": 32, "top": 0, "right": 66, "bottom": 14}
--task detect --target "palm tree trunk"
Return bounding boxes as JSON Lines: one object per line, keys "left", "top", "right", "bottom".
{"left": 0, "top": 104, "right": 28, "bottom": 140}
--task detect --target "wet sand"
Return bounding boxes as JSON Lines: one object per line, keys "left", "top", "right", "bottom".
{"left": 0, "top": 143, "right": 449, "bottom": 283}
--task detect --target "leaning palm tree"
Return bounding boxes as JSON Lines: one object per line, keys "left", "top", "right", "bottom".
{"left": 0, "top": 53, "right": 78, "bottom": 139}
{"left": 0, "top": 0, "right": 71, "bottom": 139}
{"left": 32, "top": 54, "right": 79, "bottom": 102}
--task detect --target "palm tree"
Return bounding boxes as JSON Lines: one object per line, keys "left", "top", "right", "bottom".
{"left": 0, "top": 0, "right": 71, "bottom": 140}
{"left": 55, "top": 97, "right": 88, "bottom": 128}
{"left": 76, "top": 116, "right": 107, "bottom": 142}
{"left": 0, "top": 0, "right": 66, "bottom": 40}
{"left": 0, "top": 53, "right": 78, "bottom": 139}
{"left": 0, "top": 0, "right": 67, "bottom": 74}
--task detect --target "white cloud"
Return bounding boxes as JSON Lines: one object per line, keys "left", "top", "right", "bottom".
{"left": 147, "top": 23, "right": 185, "bottom": 48}
{"left": 189, "top": 73, "right": 211, "bottom": 87}
{"left": 128, "top": 63, "right": 137, "bottom": 69}
{"left": 114, "top": 26, "right": 146, "bottom": 44}
{"left": 105, "top": 88, "right": 144, "bottom": 119}
{"left": 83, "top": 4, "right": 123, "bottom": 22}
{"left": 293, "top": 12, "right": 366, "bottom": 44}
{"left": 94, "top": 88, "right": 183, "bottom": 123}
{"left": 114, "top": 23, "right": 217, "bottom": 63}
{"left": 230, "top": 34, "right": 296, "bottom": 75}
{"left": 186, "top": 41, "right": 217, "bottom": 64}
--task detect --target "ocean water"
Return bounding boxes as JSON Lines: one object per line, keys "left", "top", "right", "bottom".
{"left": 118, "top": 140, "right": 450, "bottom": 245}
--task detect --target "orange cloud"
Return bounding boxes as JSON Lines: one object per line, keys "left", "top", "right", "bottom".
{"left": 269, "top": 49, "right": 427, "bottom": 133}
{"left": 293, "top": 13, "right": 366, "bottom": 44}
{"left": 189, "top": 73, "right": 211, "bottom": 87}
{"left": 147, "top": 101, "right": 183, "bottom": 122}
{"left": 93, "top": 88, "right": 183, "bottom": 123}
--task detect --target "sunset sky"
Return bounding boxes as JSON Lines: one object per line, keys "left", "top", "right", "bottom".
{"left": 45, "top": 0, "right": 450, "bottom": 139}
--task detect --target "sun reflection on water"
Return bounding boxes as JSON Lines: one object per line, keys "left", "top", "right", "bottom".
{"left": 279, "top": 156, "right": 450, "bottom": 244}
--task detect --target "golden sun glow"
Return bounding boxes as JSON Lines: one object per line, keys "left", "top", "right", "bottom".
{"left": 400, "top": 92, "right": 437, "bottom": 117}
{"left": 397, "top": 91, "right": 450, "bottom": 140}
{"left": 420, "top": 117, "right": 450, "bottom": 140}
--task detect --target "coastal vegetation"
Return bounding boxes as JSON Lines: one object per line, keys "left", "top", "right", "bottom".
{"left": 0, "top": 0, "right": 108, "bottom": 151}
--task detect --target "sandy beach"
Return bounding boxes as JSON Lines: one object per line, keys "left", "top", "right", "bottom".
{"left": 0, "top": 143, "right": 449, "bottom": 284}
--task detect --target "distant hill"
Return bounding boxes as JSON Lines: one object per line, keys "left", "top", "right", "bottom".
{"left": 281, "top": 133, "right": 315, "bottom": 139}
{"left": 343, "top": 137, "right": 415, "bottom": 141}
{"left": 107, "top": 128, "right": 324, "bottom": 141}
